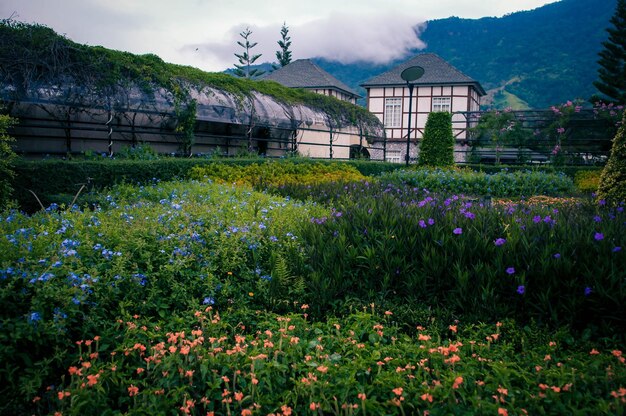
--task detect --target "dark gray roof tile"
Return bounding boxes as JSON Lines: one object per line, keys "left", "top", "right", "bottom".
{"left": 263, "top": 59, "right": 360, "bottom": 98}
{"left": 361, "top": 53, "right": 485, "bottom": 96}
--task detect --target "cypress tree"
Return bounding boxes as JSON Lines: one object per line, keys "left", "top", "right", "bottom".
{"left": 593, "top": 0, "right": 626, "bottom": 104}
{"left": 597, "top": 110, "right": 626, "bottom": 204}
{"left": 419, "top": 112, "right": 455, "bottom": 167}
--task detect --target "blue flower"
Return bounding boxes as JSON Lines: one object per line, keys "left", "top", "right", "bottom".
{"left": 516, "top": 285, "right": 525, "bottom": 295}
{"left": 584, "top": 287, "right": 592, "bottom": 296}
{"left": 494, "top": 238, "right": 506, "bottom": 246}
{"left": 29, "top": 312, "right": 42, "bottom": 322}
{"left": 594, "top": 232, "right": 604, "bottom": 241}
{"left": 203, "top": 296, "right": 215, "bottom": 305}
{"left": 506, "top": 267, "right": 515, "bottom": 275}
{"left": 613, "top": 246, "right": 622, "bottom": 253}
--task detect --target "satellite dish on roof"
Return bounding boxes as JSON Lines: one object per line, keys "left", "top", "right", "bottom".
{"left": 401, "top": 66, "right": 425, "bottom": 82}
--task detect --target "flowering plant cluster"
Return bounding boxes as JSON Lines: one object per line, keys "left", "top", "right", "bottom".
{"left": 0, "top": 168, "right": 624, "bottom": 414}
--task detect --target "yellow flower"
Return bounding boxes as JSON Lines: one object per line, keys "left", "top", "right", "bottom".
{"left": 248, "top": 292, "right": 254, "bottom": 297}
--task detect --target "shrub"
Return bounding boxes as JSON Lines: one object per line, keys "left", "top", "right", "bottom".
{"left": 574, "top": 169, "right": 603, "bottom": 194}
{"left": 0, "top": 113, "right": 17, "bottom": 210}
{"left": 419, "top": 112, "right": 454, "bottom": 167}
{"left": 380, "top": 168, "right": 575, "bottom": 197}
{"left": 597, "top": 110, "right": 626, "bottom": 204}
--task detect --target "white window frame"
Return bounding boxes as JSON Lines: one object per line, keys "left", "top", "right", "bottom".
{"left": 432, "top": 97, "right": 451, "bottom": 112}
{"left": 386, "top": 150, "right": 402, "bottom": 164}
{"left": 384, "top": 98, "right": 402, "bottom": 128}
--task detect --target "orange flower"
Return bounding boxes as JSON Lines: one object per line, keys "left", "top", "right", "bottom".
{"left": 498, "top": 408, "right": 508, "bottom": 416}
{"left": 420, "top": 393, "right": 433, "bottom": 403}
{"left": 316, "top": 365, "right": 328, "bottom": 373}
{"left": 497, "top": 386, "right": 508, "bottom": 396}
{"left": 128, "top": 384, "right": 139, "bottom": 396}
{"left": 136, "top": 367, "right": 145, "bottom": 374}
{"left": 358, "top": 393, "right": 367, "bottom": 400}
{"left": 281, "top": 404, "right": 292, "bottom": 415}
{"left": 87, "top": 374, "right": 99, "bottom": 387}
{"left": 452, "top": 376, "right": 464, "bottom": 389}
{"left": 57, "top": 391, "right": 70, "bottom": 400}
{"left": 392, "top": 387, "right": 403, "bottom": 396}
{"left": 449, "top": 325, "right": 457, "bottom": 333}
{"left": 418, "top": 334, "right": 431, "bottom": 341}
{"left": 309, "top": 402, "right": 319, "bottom": 410}
{"left": 68, "top": 366, "right": 80, "bottom": 376}
{"left": 234, "top": 391, "right": 244, "bottom": 401}
{"left": 590, "top": 348, "right": 600, "bottom": 355}
{"left": 385, "top": 310, "right": 393, "bottom": 315}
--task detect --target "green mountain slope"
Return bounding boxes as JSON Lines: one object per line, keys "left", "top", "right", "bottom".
{"left": 314, "top": 0, "right": 617, "bottom": 109}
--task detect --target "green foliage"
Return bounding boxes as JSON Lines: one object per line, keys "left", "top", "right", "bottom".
{"left": 594, "top": 0, "right": 626, "bottom": 104}
{"left": 1, "top": 169, "right": 626, "bottom": 414}
{"left": 233, "top": 27, "right": 265, "bottom": 79}
{"left": 470, "top": 108, "right": 533, "bottom": 164}
{"left": 380, "top": 168, "right": 575, "bottom": 197}
{"left": 597, "top": 110, "right": 626, "bottom": 203}
{"left": 174, "top": 98, "right": 197, "bottom": 156}
{"left": 574, "top": 169, "right": 603, "bottom": 193}
{"left": 115, "top": 143, "right": 160, "bottom": 160}
{"left": 419, "top": 112, "right": 455, "bottom": 167}
{"left": 0, "top": 112, "right": 17, "bottom": 210}
{"left": 189, "top": 160, "right": 366, "bottom": 188}
{"left": 274, "top": 22, "right": 292, "bottom": 68}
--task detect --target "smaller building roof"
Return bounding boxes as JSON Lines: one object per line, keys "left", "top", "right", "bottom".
{"left": 263, "top": 59, "right": 361, "bottom": 98}
{"left": 361, "top": 53, "right": 486, "bottom": 96}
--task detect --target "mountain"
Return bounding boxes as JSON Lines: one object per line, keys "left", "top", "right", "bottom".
{"left": 313, "top": 0, "right": 617, "bottom": 109}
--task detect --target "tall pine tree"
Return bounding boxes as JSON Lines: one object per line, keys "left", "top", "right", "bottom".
{"left": 233, "top": 27, "right": 265, "bottom": 79}
{"left": 593, "top": 0, "right": 626, "bottom": 105}
{"left": 274, "top": 23, "right": 292, "bottom": 68}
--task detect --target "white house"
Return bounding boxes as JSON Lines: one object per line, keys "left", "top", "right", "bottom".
{"left": 361, "top": 53, "right": 486, "bottom": 163}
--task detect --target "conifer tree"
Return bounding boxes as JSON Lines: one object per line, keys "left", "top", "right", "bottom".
{"left": 593, "top": 0, "right": 626, "bottom": 105}
{"left": 233, "top": 27, "right": 265, "bottom": 79}
{"left": 419, "top": 112, "right": 455, "bottom": 167}
{"left": 597, "top": 110, "right": 626, "bottom": 205}
{"left": 275, "top": 23, "right": 292, "bottom": 68}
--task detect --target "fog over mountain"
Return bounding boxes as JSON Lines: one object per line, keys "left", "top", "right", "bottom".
{"left": 308, "top": 0, "right": 617, "bottom": 109}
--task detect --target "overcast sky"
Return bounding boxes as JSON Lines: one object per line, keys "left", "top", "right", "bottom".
{"left": 2, "top": 0, "right": 559, "bottom": 72}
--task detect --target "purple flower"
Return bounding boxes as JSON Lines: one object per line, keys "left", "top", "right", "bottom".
{"left": 506, "top": 267, "right": 515, "bottom": 275}
{"left": 464, "top": 211, "right": 476, "bottom": 220}
{"left": 453, "top": 228, "right": 463, "bottom": 235}
{"left": 584, "top": 287, "right": 592, "bottom": 296}
{"left": 594, "top": 232, "right": 604, "bottom": 241}
{"left": 419, "top": 220, "right": 427, "bottom": 228}
{"left": 428, "top": 218, "right": 435, "bottom": 226}
{"left": 613, "top": 246, "right": 622, "bottom": 253}
{"left": 598, "top": 199, "right": 606, "bottom": 206}
{"left": 494, "top": 238, "right": 506, "bottom": 246}
{"left": 553, "top": 253, "right": 561, "bottom": 259}
{"left": 532, "top": 215, "right": 542, "bottom": 223}
{"left": 593, "top": 215, "right": 602, "bottom": 223}
{"left": 517, "top": 285, "right": 525, "bottom": 295}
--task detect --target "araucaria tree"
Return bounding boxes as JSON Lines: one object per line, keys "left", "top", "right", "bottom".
{"left": 594, "top": 0, "right": 626, "bottom": 105}
{"left": 597, "top": 110, "right": 626, "bottom": 204}
{"left": 275, "top": 22, "right": 292, "bottom": 68}
{"left": 419, "top": 112, "right": 455, "bottom": 167}
{"left": 233, "top": 27, "right": 265, "bottom": 79}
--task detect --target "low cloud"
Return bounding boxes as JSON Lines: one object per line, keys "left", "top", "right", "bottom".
{"left": 184, "top": 12, "right": 427, "bottom": 70}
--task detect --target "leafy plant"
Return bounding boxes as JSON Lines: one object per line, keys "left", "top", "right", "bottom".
{"left": 0, "top": 112, "right": 17, "bottom": 210}
{"left": 419, "top": 112, "right": 455, "bottom": 167}
{"left": 597, "top": 110, "right": 626, "bottom": 204}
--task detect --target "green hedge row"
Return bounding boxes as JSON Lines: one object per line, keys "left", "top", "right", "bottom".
{"left": 11, "top": 158, "right": 602, "bottom": 212}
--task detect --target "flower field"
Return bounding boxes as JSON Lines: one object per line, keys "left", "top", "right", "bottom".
{"left": 1, "top": 166, "right": 625, "bottom": 415}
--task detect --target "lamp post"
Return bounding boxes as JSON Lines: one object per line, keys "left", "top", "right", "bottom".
{"left": 400, "top": 66, "right": 424, "bottom": 166}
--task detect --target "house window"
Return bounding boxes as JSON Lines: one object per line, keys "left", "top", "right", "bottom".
{"left": 386, "top": 150, "right": 402, "bottom": 163}
{"left": 432, "top": 97, "right": 451, "bottom": 112}
{"left": 384, "top": 98, "right": 402, "bottom": 128}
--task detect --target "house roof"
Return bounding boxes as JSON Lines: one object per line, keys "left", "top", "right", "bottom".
{"left": 361, "top": 53, "right": 486, "bottom": 96}
{"left": 263, "top": 59, "right": 361, "bottom": 98}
